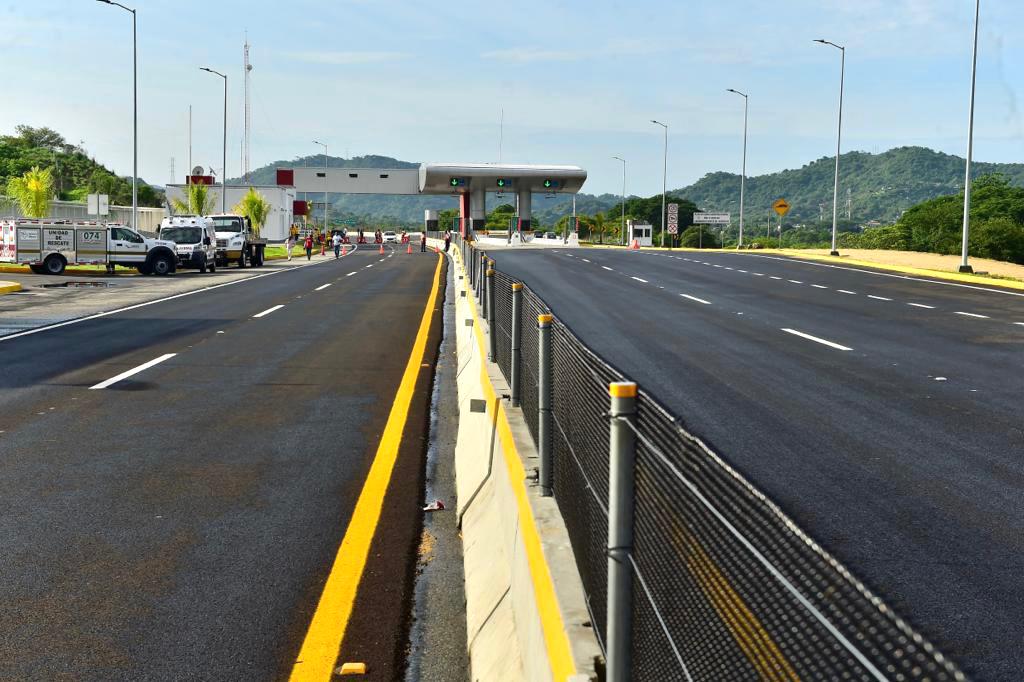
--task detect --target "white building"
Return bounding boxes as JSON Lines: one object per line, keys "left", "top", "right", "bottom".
{"left": 164, "top": 184, "right": 296, "bottom": 241}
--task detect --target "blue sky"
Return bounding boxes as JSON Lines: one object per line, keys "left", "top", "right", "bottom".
{"left": 4, "top": 0, "right": 1024, "bottom": 197}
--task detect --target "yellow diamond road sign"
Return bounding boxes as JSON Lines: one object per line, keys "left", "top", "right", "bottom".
{"left": 772, "top": 198, "right": 791, "bottom": 216}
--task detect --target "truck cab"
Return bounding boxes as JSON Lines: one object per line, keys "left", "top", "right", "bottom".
{"left": 157, "top": 216, "right": 217, "bottom": 273}
{"left": 207, "top": 214, "right": 266, "bottom": 268}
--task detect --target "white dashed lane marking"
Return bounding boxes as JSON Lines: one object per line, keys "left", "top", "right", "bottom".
{"left": 631, "top": 277, "right": 649, "bottom": 283}
{"left": 602, "top": 266, "right": 614, "bottom": 271}
{"left": 954, "top": 311, "right": 989, "bottom": 319}
{"left": 89, "top": 353, "right": 177, "bottom": 390}
{"left": 837, "top": 290, "right": 857, "bottom": 295}
{"left": 788, "top": 280, "right": 803, "bottom": 284}
{"left": 811, "top": 284, "right": 828, "bottom": 289}
{"left": 315, "top": 283, "right": 332, "bottom": 291}
{"left": 867, "top": 295, "right": 892, "bottom": 301}
{"left": 680, "top": 294, "right": 712, "bottom": 305}
{"left": 781, "top": 328, "right": 853, "bottom": 351}
{"left": 253, "top": 305, "right": 285, "bottom": 318}
{"left": 907, "top": 303, "right": 935, "bottom": 309}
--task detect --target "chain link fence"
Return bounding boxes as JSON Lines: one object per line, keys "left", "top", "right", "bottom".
{"left": 457, "top": 236, "right": 965, "bottom": 681}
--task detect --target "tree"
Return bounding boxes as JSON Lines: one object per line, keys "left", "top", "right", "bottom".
{"left": 171, "top": 183, "right": 218, "bottom": 215}
{"left": 679, "top": 225, "right": 720, "bottom": 248}
{"left": 7, "top": 166, "right": 53, "bottom": 217}
{"left": 233, "top": 187, "right": 271, "bottom": 237}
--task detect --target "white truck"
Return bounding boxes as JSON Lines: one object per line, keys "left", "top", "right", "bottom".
{"left": 156, "top": 216, "right": 218, "bottom": 273}
{"left": 207, "top": 214, "right": 267, "bottom": 268}
{"left": 0, "top": 219, "right": 178, "bottom": 275}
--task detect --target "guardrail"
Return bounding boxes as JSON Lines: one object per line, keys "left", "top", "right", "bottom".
{"left": 456, "top": 234, "right": 965, "bottom": 681}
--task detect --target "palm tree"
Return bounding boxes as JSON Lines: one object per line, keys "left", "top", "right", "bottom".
{"left": 171, "top": 183, "right": 218, "bottom": 215}
{"left": 7, "top": 166, "right": 53, "bottom": 218}
{"left": 233, "top": 187, "right": 271, "bottom": 237}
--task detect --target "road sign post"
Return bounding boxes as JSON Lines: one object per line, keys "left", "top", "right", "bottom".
{"left": 773, "top": 199, "right": 791, "bottom": 249}
{"left": 667, "top": 203, "right": 679, "bottom": 240}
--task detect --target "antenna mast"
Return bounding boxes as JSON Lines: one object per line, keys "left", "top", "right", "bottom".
{"left": 243, "top": 33, "right": 253, "bottom": 182}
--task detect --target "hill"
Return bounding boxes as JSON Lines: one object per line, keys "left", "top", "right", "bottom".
{"left": 0, "top": 125, "right": 163, "bottom": 207}
{"left": 674, "top": 146, "right": 1024, "bottom": 224}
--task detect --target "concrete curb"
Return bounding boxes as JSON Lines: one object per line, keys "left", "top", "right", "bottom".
{"left": 433, "top": 238, "right": 602, "bottom": 682}
{"left": 0, "top": 281, "right": 22, "bottom": 295}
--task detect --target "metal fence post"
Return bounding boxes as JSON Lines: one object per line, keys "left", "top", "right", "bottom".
{"left": 510, "top": 283, "right": 523, "bottom": 407}
{"left": 538, "top": 313, "right": 553, "bottom": 496}
{"left": 486, "top": 268, "right": 497, "bottom": 362}
{"left": 607, "top": 381, "right": 638, "bottom": 682}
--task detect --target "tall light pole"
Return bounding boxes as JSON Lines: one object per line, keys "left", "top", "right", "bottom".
{"left": 650, "top": 120, "right": 668, "bottom": 248}
{"left": 200, "top": 67, "right": 227, "bottom": 213}
{"left": 960, "top": 0, "right": 981, "bottom": 273}
{"left": 313, "top": 140, "right": 329, "bottom": 233}
{"left": 613, "top": 156, "right": 627, "bottom": 245}
{"left": 96, "top": 0, "right": 137, "bottom": 229}
{"left": 726, "top": 89, "right": 749, "bottom": 248}
{"left": 815, "top": 39, "right": 845, "bottom": 257}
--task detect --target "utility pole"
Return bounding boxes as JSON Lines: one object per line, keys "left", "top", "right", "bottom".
{"left": 815, "top": 39, "right": 845, "bottom": 257}
{"left": 613, "top": 156, "right": 626, "bottom": 245}
{"left": 651, "top": 120, "right": 669, "bottom": 248}
{"left": 200, "top": 67, "right": 228, "bottom": 213}
{"left": 960, "top": 0, "right": 981, "bottom": 273}
{"left": 727, "top": 89, "right": 749, "bottom": 248}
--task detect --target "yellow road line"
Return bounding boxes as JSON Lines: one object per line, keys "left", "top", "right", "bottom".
{"left": 459, "top": 246, "right": 578, "bottom": 680}
{"left": 288, "top": 253, "right": 443, "bottom": 682}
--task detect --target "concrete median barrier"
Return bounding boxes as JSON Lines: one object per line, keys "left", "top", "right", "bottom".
{"left": 434, "top": 237, "right": 601, "bottom": 681}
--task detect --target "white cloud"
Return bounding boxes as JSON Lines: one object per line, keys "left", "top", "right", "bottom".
{"left": 282, "top": 50, "right": 408, "bottom": 65}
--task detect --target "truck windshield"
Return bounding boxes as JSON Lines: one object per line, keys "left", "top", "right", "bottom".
{"left": 160, "top": 227, "right": 203, "bottom": 243}
{"left": 210, "top": 217, "right": 243, "bottom": 231}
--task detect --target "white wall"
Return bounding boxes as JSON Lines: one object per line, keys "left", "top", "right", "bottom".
{"left": 165, "top": 184, "right": 295, "bottom": 241}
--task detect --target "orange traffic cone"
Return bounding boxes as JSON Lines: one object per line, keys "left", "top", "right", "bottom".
{"left": 406, "top": 241, "right": 412, "bottom": 254}
{"left": 320, "top": 241, "right": 325, "bottom": 256}
{"left": 630, "top": 239, "right": 640, "bottom": 250}
{"left": 379, "top": 243, "right": 385, "bottom": 255}
{"left": 342, "top": 244, "right": 347, "bottom": 256}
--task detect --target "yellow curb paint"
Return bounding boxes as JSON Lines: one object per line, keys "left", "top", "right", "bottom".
{"left": 460, "top": 246, "right": 577, "bottom": 681}
{"left": 0, "top": 281, "right": 22, "bottom": 295}
{"left": 775, "top": 251, "right": 1024, "bottom": 291}
{"left": 288, "top": 252, "right": 444, "bottom": 682}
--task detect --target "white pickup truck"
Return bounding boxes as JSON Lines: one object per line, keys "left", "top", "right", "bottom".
{"left": 0, "top": 219, "right": 178, "bottom": 275}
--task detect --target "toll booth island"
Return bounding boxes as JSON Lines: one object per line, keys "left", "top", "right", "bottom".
{"left": 276, "top": 162, "right": 587, "bottom": 236}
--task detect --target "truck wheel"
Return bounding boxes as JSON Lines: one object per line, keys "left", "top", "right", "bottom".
{"left": 150, "top": 254, "right": 174, "bottom": 276}
{"left": 208, "top": 261, "right": 216, "bottom": 273}
{"left": 43, "top": 255, "right": 67, "bottom": 275}
{"left": 29, "top": 264, "right": 45, "bottom": 275}
{"left": 254, "top": 249, "right": 264, "bottom": 267}
{"left": 199, "top": 262, "right": 207, "bottom": 274}
{"left": 238, "top": 250, "right": 248, "bottom": 268}
{"left": 137, "top": 263, "right": 152, "bottom": 275}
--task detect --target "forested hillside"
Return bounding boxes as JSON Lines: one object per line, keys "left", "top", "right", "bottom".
{"left": 675, "top": 146, "right": 1024, "bottom": 224}
{"left": 0, "top": 125, "right": 162, "bottom": 207}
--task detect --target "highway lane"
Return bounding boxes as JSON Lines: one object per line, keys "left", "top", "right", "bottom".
{"left": 0, "top": 246, "right": 445, "bottom": 681}
{"left": 491, "top": 246, "right": 1024, "bottom": 680}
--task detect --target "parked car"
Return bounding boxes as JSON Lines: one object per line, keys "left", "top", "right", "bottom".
{"left": 383, "top": 231, "right": 398, "bottom": 243}
{"left": 545, "top": 231, "right": 558, "bottom": 240}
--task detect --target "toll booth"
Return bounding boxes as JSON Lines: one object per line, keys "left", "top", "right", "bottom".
{"left": 629, "top": 220, "right": 653, "bottom": 247}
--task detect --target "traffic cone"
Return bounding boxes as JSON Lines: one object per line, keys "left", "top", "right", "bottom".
{"left": 320, "top": 241, "right": 325, "bottom": 256}
{"left": 630, "top": 239, "right": 640, "bottom": 250}
{"left": 406, "top": 242, "right": 412, "bottom": 254}
{"left": 379, "top": 243, "right": 385, "bottom": 255}
{"left": 342, "top": 244, "right": 347, "bottom": 256}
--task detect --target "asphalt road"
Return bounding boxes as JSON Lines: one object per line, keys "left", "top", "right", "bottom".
{"left": 490, "top": 246, "right": 1024, "bottom": 681}
{"left": 0, "top": 245, "right": 446, "bottom": 681}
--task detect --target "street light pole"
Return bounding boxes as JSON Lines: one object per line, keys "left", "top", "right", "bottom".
{"left": 651, "top": 120, "right": 668, "bottom": 248}
{"left": 314, "top": 140, "right": 329, "bottom": 233}
{"left": 960, "top": 0, "right": 981, "bottom": 273}
{"left": 815, "top": 39, "right": 845, "bottom": 257}
{"left": 96, "top": 0, "right": 137, "bottom": 229}
{"left": 613, "top": 156, "right": 626, "bottom": 245}
{"left": 727, "top": 89, "right": 749, "bottom": 248}
{"left": 200, "top": 67, "right": 228, "bottom": 213}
